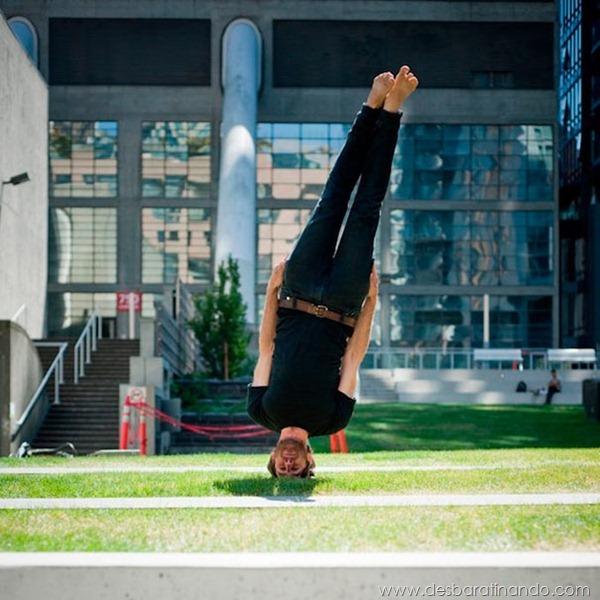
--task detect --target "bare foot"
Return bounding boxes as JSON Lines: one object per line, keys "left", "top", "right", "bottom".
{"left": 383, "top": 65, "right": 419, "bottom": 113}
{"left": 365, "top": 72, "right": 395, "bottom": 109}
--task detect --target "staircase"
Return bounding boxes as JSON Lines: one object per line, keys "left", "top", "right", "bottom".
{"left": 358, "top": 370, "right": 398, "bottom": 403}
{"left": 33, "top": 339, "right": 140, "bottom": 455}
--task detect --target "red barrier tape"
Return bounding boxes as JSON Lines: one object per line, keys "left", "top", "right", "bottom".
{"left": 125, "top": 397, "right": 273, "bottom": 442}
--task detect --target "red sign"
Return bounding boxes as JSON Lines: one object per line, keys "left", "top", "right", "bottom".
{"left": 116, "top": 291, "right": 142, "bottom": 313}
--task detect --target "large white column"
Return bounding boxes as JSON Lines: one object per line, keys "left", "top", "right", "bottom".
{"left": 216, "top": 19, "right": 262, "bottom": 324}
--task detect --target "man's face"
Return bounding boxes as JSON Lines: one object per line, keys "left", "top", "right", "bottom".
{"left": 270, "top": 439, "right": 313, "bottom": 477}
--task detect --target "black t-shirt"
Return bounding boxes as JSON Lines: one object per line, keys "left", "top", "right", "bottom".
{"left": 247, "top": 308, "right": 356, "bottom": 437}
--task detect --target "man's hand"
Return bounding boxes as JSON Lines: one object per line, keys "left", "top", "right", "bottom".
{"left": 268, "top": 259, "right": 287, "bottom": 295}
{"left": 367, "top": 263, "right": 379, "bottom": 301}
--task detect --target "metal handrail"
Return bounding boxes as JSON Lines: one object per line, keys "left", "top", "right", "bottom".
{"left": 11, "top": 342, "right": 68, "bottom": 442}
{"left": 362, "top": 346, "right": 596, "bottom": 371}
{"left": 74, "top": 312, "right": 103, "bottom": 384}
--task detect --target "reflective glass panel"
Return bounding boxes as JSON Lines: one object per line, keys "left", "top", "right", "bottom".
{"left": 48, "top": 208, "right": 117, "bottom": 283}
{"left": 391, "top": 124, "right": 554, "bottom": 201}
{"left": 49, "top": 121, "right": 118, "bottom": 197}
{"left": 8, "top": 17, "right": 38, "bottom": 64}
{"left": 256, "top": 209, "right": 311, "bottom": 284}
{"left": 142, "top": 122, "right": 211, "bottom": 198}
{"left": 390, "top": 210, "right": 553, "bottom": 286}
{"left": 47, "top": 292, "right": 117, "bottom": 337}
{"left": 389, "top": 294, "right": 552, "bottom": 349}
{"left": 141, "top": 207, "right": 211, "bottom": 284}
{"left": 257, "top": 123, "right": 349, "bottom": 200}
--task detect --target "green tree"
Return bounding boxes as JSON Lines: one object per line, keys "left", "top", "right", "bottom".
{"left": 188, "top": 256, "right": 250, "bottom": 380}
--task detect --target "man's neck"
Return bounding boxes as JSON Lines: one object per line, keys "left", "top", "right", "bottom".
{"left": 279, "top": 426, "right": 310, "bottom": 444}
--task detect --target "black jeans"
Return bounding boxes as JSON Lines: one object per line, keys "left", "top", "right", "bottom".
{"left": 282, "top": 104, "right": 401, "bottom": 317}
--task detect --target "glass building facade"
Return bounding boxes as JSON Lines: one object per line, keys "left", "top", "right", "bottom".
{"left": 6, "top": 2, "right": 553, "bottom": 344}
{"left": 558, "top": 0, "right": 600, "bottom": 348}
{"left": 257, "top": 121, "right": 555, "bottom": 349}
{"left": 47, "top": 120, "right": 213, "bottom": 335}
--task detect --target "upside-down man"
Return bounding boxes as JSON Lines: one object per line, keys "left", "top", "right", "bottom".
{"left": 247, "top": 66, "right": 419, "bottom": 477}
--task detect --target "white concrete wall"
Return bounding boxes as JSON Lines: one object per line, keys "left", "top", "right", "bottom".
{"left": 0, "top": 11, "right": 48, "bottom": 338}
{"left": 0, "top": 321, "right": 43, "bottom": 456}
{"left": 0, "top": 552, "right": 598, "bottom": 600}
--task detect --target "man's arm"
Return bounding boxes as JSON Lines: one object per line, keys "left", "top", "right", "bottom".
{"left": 252, "top": 259, "right": 286, "bottom": 386}
{"left": 338, "top": 265, "right": 379, "bottom": 397}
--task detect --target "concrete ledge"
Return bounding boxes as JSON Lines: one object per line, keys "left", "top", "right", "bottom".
{"left": 1, "top": 552, "right": 598, "bottom": 600}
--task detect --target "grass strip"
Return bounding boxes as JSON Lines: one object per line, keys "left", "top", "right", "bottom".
{"left": 0, "top": 448, "right": 598, "bottom": 471}
{"left": 0, "top": 464, "right": 598, "bottom": 498}
{"left": 0, "top": 505, "right": 597, "bottom": 552}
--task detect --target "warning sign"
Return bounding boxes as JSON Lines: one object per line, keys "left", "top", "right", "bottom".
{"left": 116, "top": 291, "right": 142, "bottom": 313}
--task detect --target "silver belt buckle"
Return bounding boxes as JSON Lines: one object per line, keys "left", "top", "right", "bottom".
{"left": 314, "top": 304, "right": 328, "bottom": 318}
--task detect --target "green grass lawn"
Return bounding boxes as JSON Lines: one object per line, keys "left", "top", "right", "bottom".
{"left": 0, "top": 457, "right": 598, "bottom": 497}
{"left": 1, "top": 505, "right": 598, "bottom": 552}
{"left": 311, "top": 402, "right": 600, "bottom": 453}
{"left": 0, "top": 403, "right": 597, "bottom": 552}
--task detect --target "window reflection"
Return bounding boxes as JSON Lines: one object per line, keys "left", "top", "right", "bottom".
{"left": 48, "top": 208, "right": 117, "bottom": 283}
{"left": 49, "top": 121, "right": 118, "bottom": 197}
{"left": 390, "top": 294, "right": 552, "bottom": 349}
{"left": 390, "top": 210, "right": 553, "bottom": 287}
{"left": 142, "top": 122, "right": 211, "bottom": 198}
{"left": 257, "top": 123, "right": 349, "bottom": 201}
{"left": 8, "top": 17, "right": 39, "bottom": 65}
{"left": 392, "top": 124, "right": 553, "bottom": 202}
{"left": 141, "top": 208, "right": 211, "bottom": 284}
{"left": 47, "top": 292, "right": 116, "bottom": 338}
{"left": 256, "top": 209, "right": 311, "bottom": 284}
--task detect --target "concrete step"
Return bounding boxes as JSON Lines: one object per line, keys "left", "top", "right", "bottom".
{"left": 356, "top": 368, "right": 594, "bottom": 404}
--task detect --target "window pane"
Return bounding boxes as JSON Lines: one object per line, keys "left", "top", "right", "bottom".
{"left": 48, "top": 208, "right": 117, "bottom": 283}
{"left": 390, "top": 209, "right": 553, "bottom": 286}
{"left": 49, "top": 121, "right": 118, "bottom": 197}
{"left": 256, "top": 209, "right": 311, "bottom": 284}
{"left": 390, "top": 123, "right": 553, "bottom": 201}
{"left": 389, "top": 294, "right": 552, "bottom": 348}
{"left": 142, "top": 207, "right": 211, "bottom": 284}
{"left": 142, "top": 122, "right": 211, "bottom": 198}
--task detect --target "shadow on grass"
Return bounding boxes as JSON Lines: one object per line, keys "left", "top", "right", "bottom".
{"left": 214, "top": 475, "right": 321, "bottom": 496}
{"left": 307, "top": 403, "right": 600, "bottom": 454}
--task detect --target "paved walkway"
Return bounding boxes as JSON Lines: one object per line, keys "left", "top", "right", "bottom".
{"left": 1, "top": 492, "right": 598, "bottom": 510}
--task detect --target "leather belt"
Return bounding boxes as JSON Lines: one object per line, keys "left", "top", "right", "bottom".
{"left": 279, "top": 297, "right": 357, "bottom": 328}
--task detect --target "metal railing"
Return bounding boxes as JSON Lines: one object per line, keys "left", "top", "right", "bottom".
{"left": 74, "top": 312, "right": 103, "bottom": 384}
{"left": 11, "top": 342, "right": 68, "bottom": 443}
{"left": 155, "top": 280, "right": 201, "bottom": 376}
{"left": 362, "top": 347, "right": 595, "bottom": 371}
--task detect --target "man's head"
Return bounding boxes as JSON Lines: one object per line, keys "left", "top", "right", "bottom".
{"left": 267, "top": 438, "right": 315, "bottom": 478}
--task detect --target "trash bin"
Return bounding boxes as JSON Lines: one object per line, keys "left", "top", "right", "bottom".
{"left": 582, "top": 379, "right": 600, "bottom": 421}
